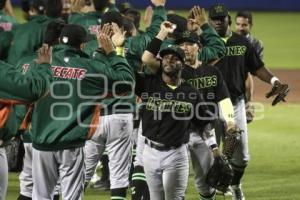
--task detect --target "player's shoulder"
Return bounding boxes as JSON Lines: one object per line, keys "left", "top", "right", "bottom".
{"left": 201, "top": 64, "right": 222, "bottom": 75}
{"left": 136, "top": 72, "right": 158, "bottom": 81}
{"left": 230, "top": 32, "right": 251, "bottom": 45}
{"left": 250, "top": 36, "right": 264, "bottom": 47}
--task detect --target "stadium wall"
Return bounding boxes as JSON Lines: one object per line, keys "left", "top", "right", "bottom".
{"left": 11, "top": 0, "right": 300, "bottom": 11}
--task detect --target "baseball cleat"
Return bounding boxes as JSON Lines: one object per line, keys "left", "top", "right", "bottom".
{"left": 92, "top": 179, "right": 110, "bottom": 191}
{"left": 230, "top": 184, "right": 245, "bottom": 200}
{"left": 216, "top": 188, "right": 233, "bottom": 196}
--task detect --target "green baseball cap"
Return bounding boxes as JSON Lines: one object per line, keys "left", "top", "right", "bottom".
{"left": 209, "top": 4, "right": 229, "bottom": 18}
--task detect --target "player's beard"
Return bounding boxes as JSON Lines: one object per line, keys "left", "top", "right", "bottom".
{"left": 163, "top": 63, "right": 182, "bottom": 81}
{"left": 239, "top": 30, "right": 248, "bottom": 36}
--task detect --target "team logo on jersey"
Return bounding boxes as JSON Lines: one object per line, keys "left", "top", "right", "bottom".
{"left": 22, "top": 64, "right": 30, "bottom": 74}
{"left": 0, "top": 22, "right": 13, "bottom": 31}
{"left": 187, "top": 75, "right": 217, "bottom": 89}
{"left": 51, "top": 66, "right": 87, "bottom": 80}
{"left": 226, "top": 45, "right": 247, "bottom": 56}
{"left": 89, "top": 25, "right": 101, "bottom": 35}
{"left": 146, "top": 97, "right": 192, "bottom": 114}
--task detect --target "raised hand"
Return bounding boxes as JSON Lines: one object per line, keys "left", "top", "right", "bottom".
{"left": 111, "top": 22, "right": 127, "bottom": 47}
{"left": 192, "top": 6, "right": 207, "bottom": 27}
{"left": 144, "top": 6, "right": 153, "bottom": 29}
{"left": 35, "top": 44, "right": 52, "bottom": 64}
{"left": 70, "top": 0, "right": 85, "bottom": 12}
{"left": 151, "top": 0, "right": 166, "bottom": 7}
{"left": 187, "top": 6, "right": 207, "bottom": 33}
{"left": 97, "top": 33, "right": 115, "bottom": 55}
{"left": 99, "top": 23, "right": 113, "bottom": 37}
{"left": 156, "top": 21, "right": 175, "bottom": 40}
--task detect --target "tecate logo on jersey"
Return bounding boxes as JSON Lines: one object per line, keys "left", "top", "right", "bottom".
{"left": 51, "top": 66, "right": 87, "bottom": 80}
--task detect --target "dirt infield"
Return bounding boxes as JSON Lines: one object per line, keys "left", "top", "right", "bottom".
{"left": 253, "top": 69, "right": 299, "bottom": 103}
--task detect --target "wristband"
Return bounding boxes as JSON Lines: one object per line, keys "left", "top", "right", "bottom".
{"left": 116, "top": 47, "right": 125, "bottom": 57}
{"left": 146, "top": 37, "right": 162, "bottom": 56}
{"left": 270, "top": 76, "right": 279, "bottom": 86}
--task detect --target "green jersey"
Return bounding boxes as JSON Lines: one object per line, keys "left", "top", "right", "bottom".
{"left": 14, "top": 53, "right": 39, "bottom": 143}
{"left": 7, "top": 15, "right": 57, "bottom": 65}
{"left": 0, "top": 60, "right": 51, "bottom": 146}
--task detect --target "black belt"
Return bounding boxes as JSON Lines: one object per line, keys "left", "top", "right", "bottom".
{"left": 144, "top": 138, "right": 182, "bottom": 151}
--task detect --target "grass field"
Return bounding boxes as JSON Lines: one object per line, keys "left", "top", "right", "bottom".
{"left": 7, "top": 5, "right": 300, "bottom": 200}
{"left": 6, "top": 104, "right": 300, "bottom": 199}
{"left": 12, "top": 8, "right": 300, "bottom": 69}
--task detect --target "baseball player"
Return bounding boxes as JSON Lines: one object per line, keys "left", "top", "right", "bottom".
{"left": 176, "top": 30, "right": 234, "bottom": 200}
{"left": 132, "top": 7, "right": 227, "bottom": 199}
{"left": 1, "top": 24, "right": 134, "bottom": 199}
{"left": 7, "top": 0, "right": 63, "bottom": 65}
{"left": 30, "top": 24, "right": 133, "bottom": 200}
{"left": 142, "top": 16, "right": 235, "bottom": 199}
{"left": 68, "top": 0, "right": 117, "bottom": 190}
{"left": 68, "top": 1, "right": 118, "bottom": 189}
{"left": 14, "top": 19, "right": 66, "bottom": 200}
{"left": 208, "top": 4, "right": 289, "bottom": 200}
{"left": 235, "top": 11, "right": 264, "bottom": 59}
{"left": 0, "top": 89, "right": 18, "bottom": 200}
{"left": 83, "top": 1, "right": 167, "bottom": 199}
{"left": 0, "top": 44, "right": 54, "bottom": 200}
{"left": 136, "top": 44, "right": 213, "bottom": 199}
{"left": 235, "top": 11, "right": 264, "bottom": 123}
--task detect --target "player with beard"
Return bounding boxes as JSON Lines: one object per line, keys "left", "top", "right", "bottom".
{"left": 208, "top": 4, "right": 289, "bottom": 200}
{"left": 142, "top": 21, "right": 235, "bottom": 200}
{"left": 136, "top": 43, "right": 213, "bottom": 199}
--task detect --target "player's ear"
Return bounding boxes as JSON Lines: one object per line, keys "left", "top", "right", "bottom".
{"left": 80, "top": 43, "right": 85, "bottom": 51}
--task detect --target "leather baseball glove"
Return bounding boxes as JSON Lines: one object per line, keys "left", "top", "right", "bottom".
{"left": 266, "top": 81, "right": 290, "bottom": 106}
{"left": 223, "top": 126, "right": 242, "bottom": 159}
{"left": 5, "top": 135, "right": 25, "bottom": 172}
{"left": 206, "top": 155, "right": 233, "bottom": 193}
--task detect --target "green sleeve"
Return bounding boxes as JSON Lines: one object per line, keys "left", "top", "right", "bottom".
{"left": 0, "top": 61, "right": 52, "bottom": 103}
{"left": 125, "top": 6, "right": 167, "bottom": 58}
{"left": 92, "top": 52, "right": 135, "bottom": 93}
{"left": 198, "top": 23, "right": 226, "bottom": 63}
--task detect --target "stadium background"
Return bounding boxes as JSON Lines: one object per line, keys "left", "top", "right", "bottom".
{"left": 6, "top": 0, "right": 300, "bottom": 199}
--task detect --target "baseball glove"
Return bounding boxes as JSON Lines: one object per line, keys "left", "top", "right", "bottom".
{"left": 5, "top": 135, "right": 25, "bottom": 172}
{"left": 205, "top": 155, "right": 233, "bottom": 193}
{"left": 223, "top": 126, "right": 242, "bottom": 159}
{"left": 266, "top": 81, "right": 290, "bottom": 106}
